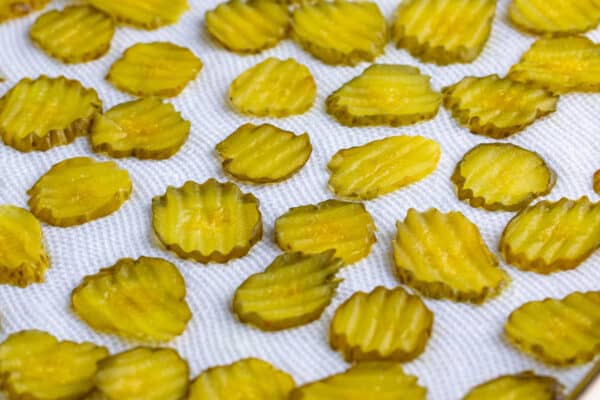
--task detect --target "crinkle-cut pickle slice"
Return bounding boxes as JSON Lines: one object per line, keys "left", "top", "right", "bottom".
{"left": 328, "top": 135, "right": 440, "bottom": 200}
{"left": 505, "top": 291, "right": 600, "bottom": 366}
{"left": 0, "top": 75, "right": 102, "bottom": 152}
{"left": 326, "top": 64, "right": 441, "bottom": 127}
{"left": 594, "top": 170, "right": 600, "bottom": 194}
{"left": 229, "top": 57, "right": 316, "bottom": 117}
{"left": 393, "top": 0, "right": 496, "bottom": 65}
{"left": 88, "top": 0, "right": 189, "bottom": 29}
{"left": 189, "top": 358, "right": 295, "bottom": 400}
{"left": 0, "top": 205, "right": 49, "bottom": 287}
{"left": 291, "top": 0, "right": 387, "bottom": 65}
{"left": 463, "top": 371, "right": 564, "bottom": 400}
{"left": 0, "top": 0, "right": 48, "bottom": 22}
{"left": 233, "top": 251, "right": 343, "bottom": 331}
{"left": 500, "top": 197, "right": 600, "bottom": 274}
{"left": 91, "top": 97, "right": 190, "bottom": 160}
{"left": 28, "top": 157, "right": 132, "bottom": 227}
{"left": 152, "top": 179, "right": 262, "bottom": 263}
{"left": 107, "top": 42, "right": 202, "bottom": 98}
{"left": 442, "top": 74, "right": 558, "bottom": 139}
{"left": 0, "top": 330, "right": 108, "bottom": 400}
{"left": 393, "top": 208, "right": 509, "bottom": 303}
{"left": 95, "top": 347, "right": 189, "bottom": 400}
{"left": 216, "top": 123, "right": 312, "bottom": 183}
{"left": 452, "top": 143, "right": 555, "bottom": 211}
{"left": 30, "top": 5, "right": 115, "bottom": 64}
{"left": 509, "top": 0, "right": 600, "bottom": 36}
{"left": 71, "top": 256, "right": 192, "bottom": 342}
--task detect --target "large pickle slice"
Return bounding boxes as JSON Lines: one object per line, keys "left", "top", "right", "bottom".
{"left": 0, "top": 0, "right": 48, "bottom": 22}
{"left": 463, "top": 371, "right": 564, "bottom": 400}
{"left": 509, "top": 0, "right": 600, "bottom": 36}
{"left": 594, "top": 170, "right": 600, "bottom": 194}
{"left": 87, "top": 0, "right": 188, "bottom": 30}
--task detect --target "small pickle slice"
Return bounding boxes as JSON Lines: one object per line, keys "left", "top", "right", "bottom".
{"left": 95, "top": 347, "right": 189, "bottom": 400}
{"left": 505, "top": 291, "right": 600, "bottom": 366}
{"left": 30, "top": 5, "right": 115, "bottom": 63}
{"left": 290, "top": 362, "right": 427, "bottom": 400}
{"left": 326, "top": 64, "right": 441, "bottom": 127}
{"left": 500, "top": 197, "right": 600, "bottom": 273}
{"left": 594, "top": 170, "right": 600, "bottom": 194}
{"left": 392, "top": 0, "right": 496, "bottom": 65}
{"left": 0, "top": 0, "right": 49, "bottom": 22}
{"left": 91, "top": 97, "right": 190, "bottom": 159}
{"left": 0, "top": 75, "right": 102, "bottom": 152}
{"left": 274, "top": 199, "right": 376, "bottom": 264}
{"left": 452, "top": 143, "right": 555, "bottom": 211}
{"left": 0, "top": 330, "right": 108, "bottom": 400}
{"left": 509, "top": 0, "right": 600, "bottom": 36}
{"left": 330, "top": 286, "right": 433, "bottom": 362}
{"left": 87, "top": 0, "right": 189, "bottom": 29}
{"left": 233, "top": 251, "right": 343, "bottom": 331}
{"left": 216, "top": 123, "right": 312, "bottom": 183}
{"left": 463, "top": 371, "right": 564, "bottom": 400}
{"left": 393, "top": 208, "right": 509, "bottom": 303}
{"left": 152, "top": 179, "right": 262, "bottom": 263}
{"left": 291, "top": 0, "right": 387, "bottom": 65}
{"left": 107, "top": 42, "right": 202, "bottom": 98}
{"left": 328, "top": 135, "right": 441, "bottom": 200}
{"left": 0, "top": 205, "right": 49, "bottom": 287}
{"left": 442, "top": 75, "right": 558, "bottom": 138}
{"left": 188, "top": 358, "right": 295, "bottom": 400}
{"left": 28, "top": 157, "right": 132, "bottom": 227}
{"left": 229, "top": 57, "right": 316, "bottom": 117}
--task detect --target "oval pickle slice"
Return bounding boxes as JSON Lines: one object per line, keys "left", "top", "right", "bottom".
{"left": 463, "top": 371, "right": 564, "bottom": 400}
{"left": 88, "top": 0, "right": 189, "bottom": 29}
{"left": 509, "top": 0, "right": 600, "bottom": 36}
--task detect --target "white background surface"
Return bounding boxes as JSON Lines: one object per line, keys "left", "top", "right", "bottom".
{"left": 0, "top": 0, "right": 599, "bottom": 399}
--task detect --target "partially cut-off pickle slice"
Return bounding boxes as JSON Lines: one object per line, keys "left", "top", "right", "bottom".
{"left": 0, "top": 75, "right": 102, "bottom": 152}
{"left": 229, "top": 57, "right": 316, "bottom": 117}
{"left": 594, "top": 170, "right": 600, "bottom": 194}
{"left": 30, "top": 5, "right": 115, "bottom": 64}
{"left": 107, "top": 42, "right": 203, "bottom": 98}
{"left": 509, "top": 0, "right": 600, "bottom": 36}
{"left": 95, "top": 347, "right": 189, "bottom": 400}
{"left": 291, "top": 0, "right": 387, "bottom": 65}
{"left": 91, "top": 97, "right": 190, "bottom": 159}
{"left": 442, "top": 75, "right": 558, "bottom": 138}
{"left": 0, "top": 0, "right": 49, "bottom": 22}
{"left": 290, "top": 362, "right": 427, "bottom": 400}
{"left": 87, "top": 0, "right": 189, "bottom": 30}
{"left": 28, "top": 157, "right": 132, "bottom": 227}
{"left": 0, "top": 205, "right": 49, "bottom": 287}
{"left": 188, "top": 358, "right": 295, "bottom": 400}
{"left": 328, "top": 135, "right": 440, "bottom": 200}
{"left": 392, "top": 0, "right": 496, "bottom": 65}
{"left": 500, "top": 197, "right": 600, "bottom": 274}
{"left": 216, "top": 123, "right": 312, "bottom": 183}
{"left": 233, "top": 251, "right": 343, "bottom": 331}
{"left": 393, "top": 208, "right": 509, "bottom": 303}
{"left": 463, "top": 371, "right": 564, "bottom": 400}
{"left": 0, "top": 330, "right": 108, "bottom": 400}
{"left": 326, "top": 64, "right": 441, "bottom": 127}
{"left": 274, "top": 199, "right": 376, "bottom": 264}
{"left": 152, "top": 179, "right": 262, "bottom": 263}
{"left": 505, "top": 291, "right": 600, "bottom": 366}
{"left": 452, "top": 143, "right": 556, "bottom": 211}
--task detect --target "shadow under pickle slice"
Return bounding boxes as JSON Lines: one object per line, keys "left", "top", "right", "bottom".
{"left": 0, "top": 0, "right": 49, "bottom": 22}
{"left": 509, "top": 0, "right": 600, "bottom": 36}
{"left": 462, "top": 371, "right": 564, "bottom": 400}
{"left": 87, "top": 0, "right": 189, "bottom": 29}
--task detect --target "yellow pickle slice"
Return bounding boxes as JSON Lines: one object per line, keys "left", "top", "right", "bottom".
{"left": 0, "top": 75, "right": 102, "bottom": 152}
{"left": 505, "top": 291, "right": 600, "bottom": 366}
{"left": 509, "top": 0, "right": 600, "bottom": 36}
{"left": 28, "top": 157, "right": 132, "bottom": 227}
{"left": 87, "top": 0, "right": 189, "bottom": 30}
{"left": 463, "top": 371, "right": 564, "bottom": 400}
{"left": 0, "top": 0, "right": 48, "bottom": 22}
{"left": 152, "top": 179, "right": 262, "bottom": 263}
{"left": 594, "top": 170, "right": 600, "bottom": 194}
{"left": 0, "top": 330, "right": 108, "bottom": 400}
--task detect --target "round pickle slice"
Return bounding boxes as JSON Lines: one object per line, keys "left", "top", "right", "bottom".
{"left": 463, "top": 371, "right": 564, "bottom": 400}
{"left": 0, "top": 0, "right": 49, "bottom": 22}
{"left": 87, "top": 0, "right": 189, "bottom": 29}
{"left": 509, "top": 0, "right": 600, "bottom": 36}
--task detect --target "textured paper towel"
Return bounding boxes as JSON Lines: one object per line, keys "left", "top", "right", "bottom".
{"left": 0, "top": 1, "right": 599, "bottom": 399}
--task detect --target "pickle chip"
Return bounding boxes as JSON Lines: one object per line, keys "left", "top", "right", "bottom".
{"left": 0, "top": 205, "right": 49, "bottom": 287}
{"left": 326, "top": 64, "right": 441, "bottom": 127}
{"left": 189, "top": 358, "right": 295, "bottom": 400}
{"left": 274, "top": 199, "right": 376, "bottom": 264}
{"left": 229, "top": 57, "right": 316, "bottom": 117}
{"left": 152, "top": 179, "right": 262, "bottom": 263}
{"left": 594, "top": 170, "right": 600, "bottom": 194}
{"left": 463, "top": 371, "right": 564, "bottom": 400}
{"left": 392, "top": 0, "right": 496, "bottom": 65}
{"left": 91, "top": 97, "right": 190, "bottom": 159}
{"left": 452, "top": 143, "right": 556, "bottom": 211}
{"left": 30, "top": 5, "right": 115, "bottom": 64}
{"left": 505, "top": 291, "right": 600, "bottom": 366}
{"left": 509, "top": 0, "right": 600, "bottom": 36}
{"left": 216, "top": 123, "right": 311, "bottom": 183}
{"left": 393, "top": 208, "right": 509, "bottom": 303}
{"left": 87, "top": 0, "right": 188, "bottom": 29}
{"left": 107, "top": 42, "right": 202, "bottom": 98}
{"left": 0, "top": 75, "right": 102, "bottom": 152}
{"left": 95, "top": 347, "right": 189, "bottom": 400}
{"left": 328, "top": 135, "right": 440, "bottom": 200}
{"left": 28, "top": 157, "right": 132, "bottom": 227}
{"left": 442, "top": 75, "right": 558, "bottom": 139}
{"left": 500, "top": 197, "right": 600, "bottom": 273}
{"left": 0, "top": 0, "right": 49, "bottom": 22}
{"left": 0, "top": 330, "right": 108, "bottom": 400}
